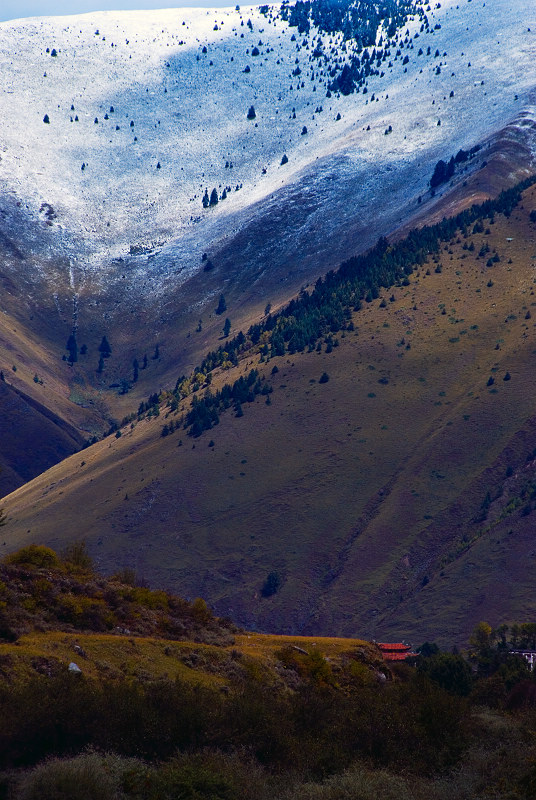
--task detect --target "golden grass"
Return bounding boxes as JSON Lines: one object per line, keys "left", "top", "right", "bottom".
{"left": 234, "top": 632, "right": 372, "bottom": 659}
{"left": 0, "top": 630, "right": 375, "bottom": 687}
{"left": 0, "top": 631, "right": 226, "bottom": 686}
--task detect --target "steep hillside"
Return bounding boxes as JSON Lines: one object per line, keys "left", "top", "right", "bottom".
{"left": 1, "top": 0, "right": 536, "bottom": 644}
{"left": 0, "top": 0, "right": 535, "bottom": 462}
{"left": 0, "top": 380, "right": 83, "bottom": 496}
{"left": 3, "top": 179, "right": 536, "bottom": 645}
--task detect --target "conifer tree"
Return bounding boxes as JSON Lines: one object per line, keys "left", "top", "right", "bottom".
{"left": 66, "top": 333, "right": 78, "bottom": 363}
{"left": 98, "top": 336, "right": 112, "bottom": 358}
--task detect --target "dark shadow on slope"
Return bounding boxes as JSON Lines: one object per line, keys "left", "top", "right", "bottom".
{"left": 0, "top": 380, "right": 84, "bottom": 497}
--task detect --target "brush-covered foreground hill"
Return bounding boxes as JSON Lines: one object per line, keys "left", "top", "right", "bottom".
{"left": 4, "top": 179, "right": 536, "bottom": 647}
{"left": 1, "top": 545, "right": 536, "bottom": 800}
{"left": 0, "top": 0, "right": 535, "bottom": 491}
{"left": 0, "top": 542, "right": 381, "bottom": 689}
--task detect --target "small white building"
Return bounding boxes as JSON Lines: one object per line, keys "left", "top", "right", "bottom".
{"left": 510, "top": 651, "right": 536, "bottom": 670}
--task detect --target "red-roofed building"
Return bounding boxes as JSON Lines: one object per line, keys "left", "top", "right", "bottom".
{"left": 376, "top": 642, "right": 416, "bottom": 662}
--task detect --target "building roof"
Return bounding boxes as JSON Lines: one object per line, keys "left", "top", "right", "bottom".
{"left": 382, "top": 652, "right": 415, "bottom": 661}
{"left": 376, "top": 642, "right": 416, "bottom": 661}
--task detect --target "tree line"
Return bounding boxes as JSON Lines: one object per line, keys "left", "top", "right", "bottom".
{"left": 133, "top": 176, "right": 536, "bottom": 439}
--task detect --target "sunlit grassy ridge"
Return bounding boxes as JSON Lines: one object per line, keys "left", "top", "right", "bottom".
{"left": 0, "top": 543, "right": 378, "bottom": 687}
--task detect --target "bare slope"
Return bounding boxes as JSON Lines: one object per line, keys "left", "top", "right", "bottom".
{"left": 4, "top": 181, "right": 536, "bottom": 645}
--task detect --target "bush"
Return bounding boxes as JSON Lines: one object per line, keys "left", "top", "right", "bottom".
{"left": 13, "top": 750, "right": 270, "bottom": 800}
{"left": 261, "top": 571, "right": 281, "bottom": 597}
{"left": 319, "top": 372, "right": 330, "bottom": 384}
{"left": 17, "top": 753, "right": 117, "bottom": 800}
{"left": 4, "top": 545, "right": 59, "bottom": 569}
{"left": 285, "top": 764, "right": 415, "bottom": 800}
{"left": 417, "top": 653, "right": 473, "bottom": 696}
{"left": 62, "top": 541, "right": 93, "bottom": 573}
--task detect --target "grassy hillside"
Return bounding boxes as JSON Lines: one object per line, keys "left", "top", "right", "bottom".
{"left": 3, "top": 181, "right": 536, "bottom": 645}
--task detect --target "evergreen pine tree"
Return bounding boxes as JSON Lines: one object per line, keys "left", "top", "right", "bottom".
{"left": 66, "top": 333, "right": 78, "bottom": 363}
{"left": 98, "top": 336, "right": 112, "bottom": 358}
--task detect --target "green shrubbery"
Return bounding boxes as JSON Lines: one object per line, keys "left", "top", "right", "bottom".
{"left": 0, "top": 666, "right": 468, "bottom": 778}
{"left": 4, "top": 544, "right": 60, "bottom": 569}
{"left": 14, "top": 750, "right": 272, "bottom": 800}
{"left": 0, "top": 545, "right": 235, "bottom": 644}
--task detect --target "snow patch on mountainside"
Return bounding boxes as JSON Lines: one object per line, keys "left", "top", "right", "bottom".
{"left": 0, "top": 0, "right": 534, "bottom": 297}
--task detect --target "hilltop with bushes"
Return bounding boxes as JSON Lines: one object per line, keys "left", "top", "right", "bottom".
{"left": 0, "top": 543, "right": 235, "bottom": 646}
{"left": 1, "top": 545, "right": 536, "bottom": 798}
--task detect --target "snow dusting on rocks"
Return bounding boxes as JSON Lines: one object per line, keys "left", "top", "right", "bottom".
{"left": 0, "top": 0, "right": 534, "bottom": 298}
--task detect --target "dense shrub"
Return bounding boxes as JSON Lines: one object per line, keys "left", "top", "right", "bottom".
{"left": 417, "top": 653, "right": 473, "bottom": 696}
{"left": 0, "top": 662, "right": 470, "bottom": 774}
{"left": 4, "top": 545, "right": 60, "bottom": 569}
{"left": 13, "top": 750, "right": 272, "bottom": 800}
{"left": 17, "top": 752, "right": 117, "bottom": 800}
{"left": 0, "top": 546, "right": 236, "bottom": 643}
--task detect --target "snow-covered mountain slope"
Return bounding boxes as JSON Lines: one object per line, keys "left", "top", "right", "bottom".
{"left": 0, "top": 0, "right": 534, "bottom": 307}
